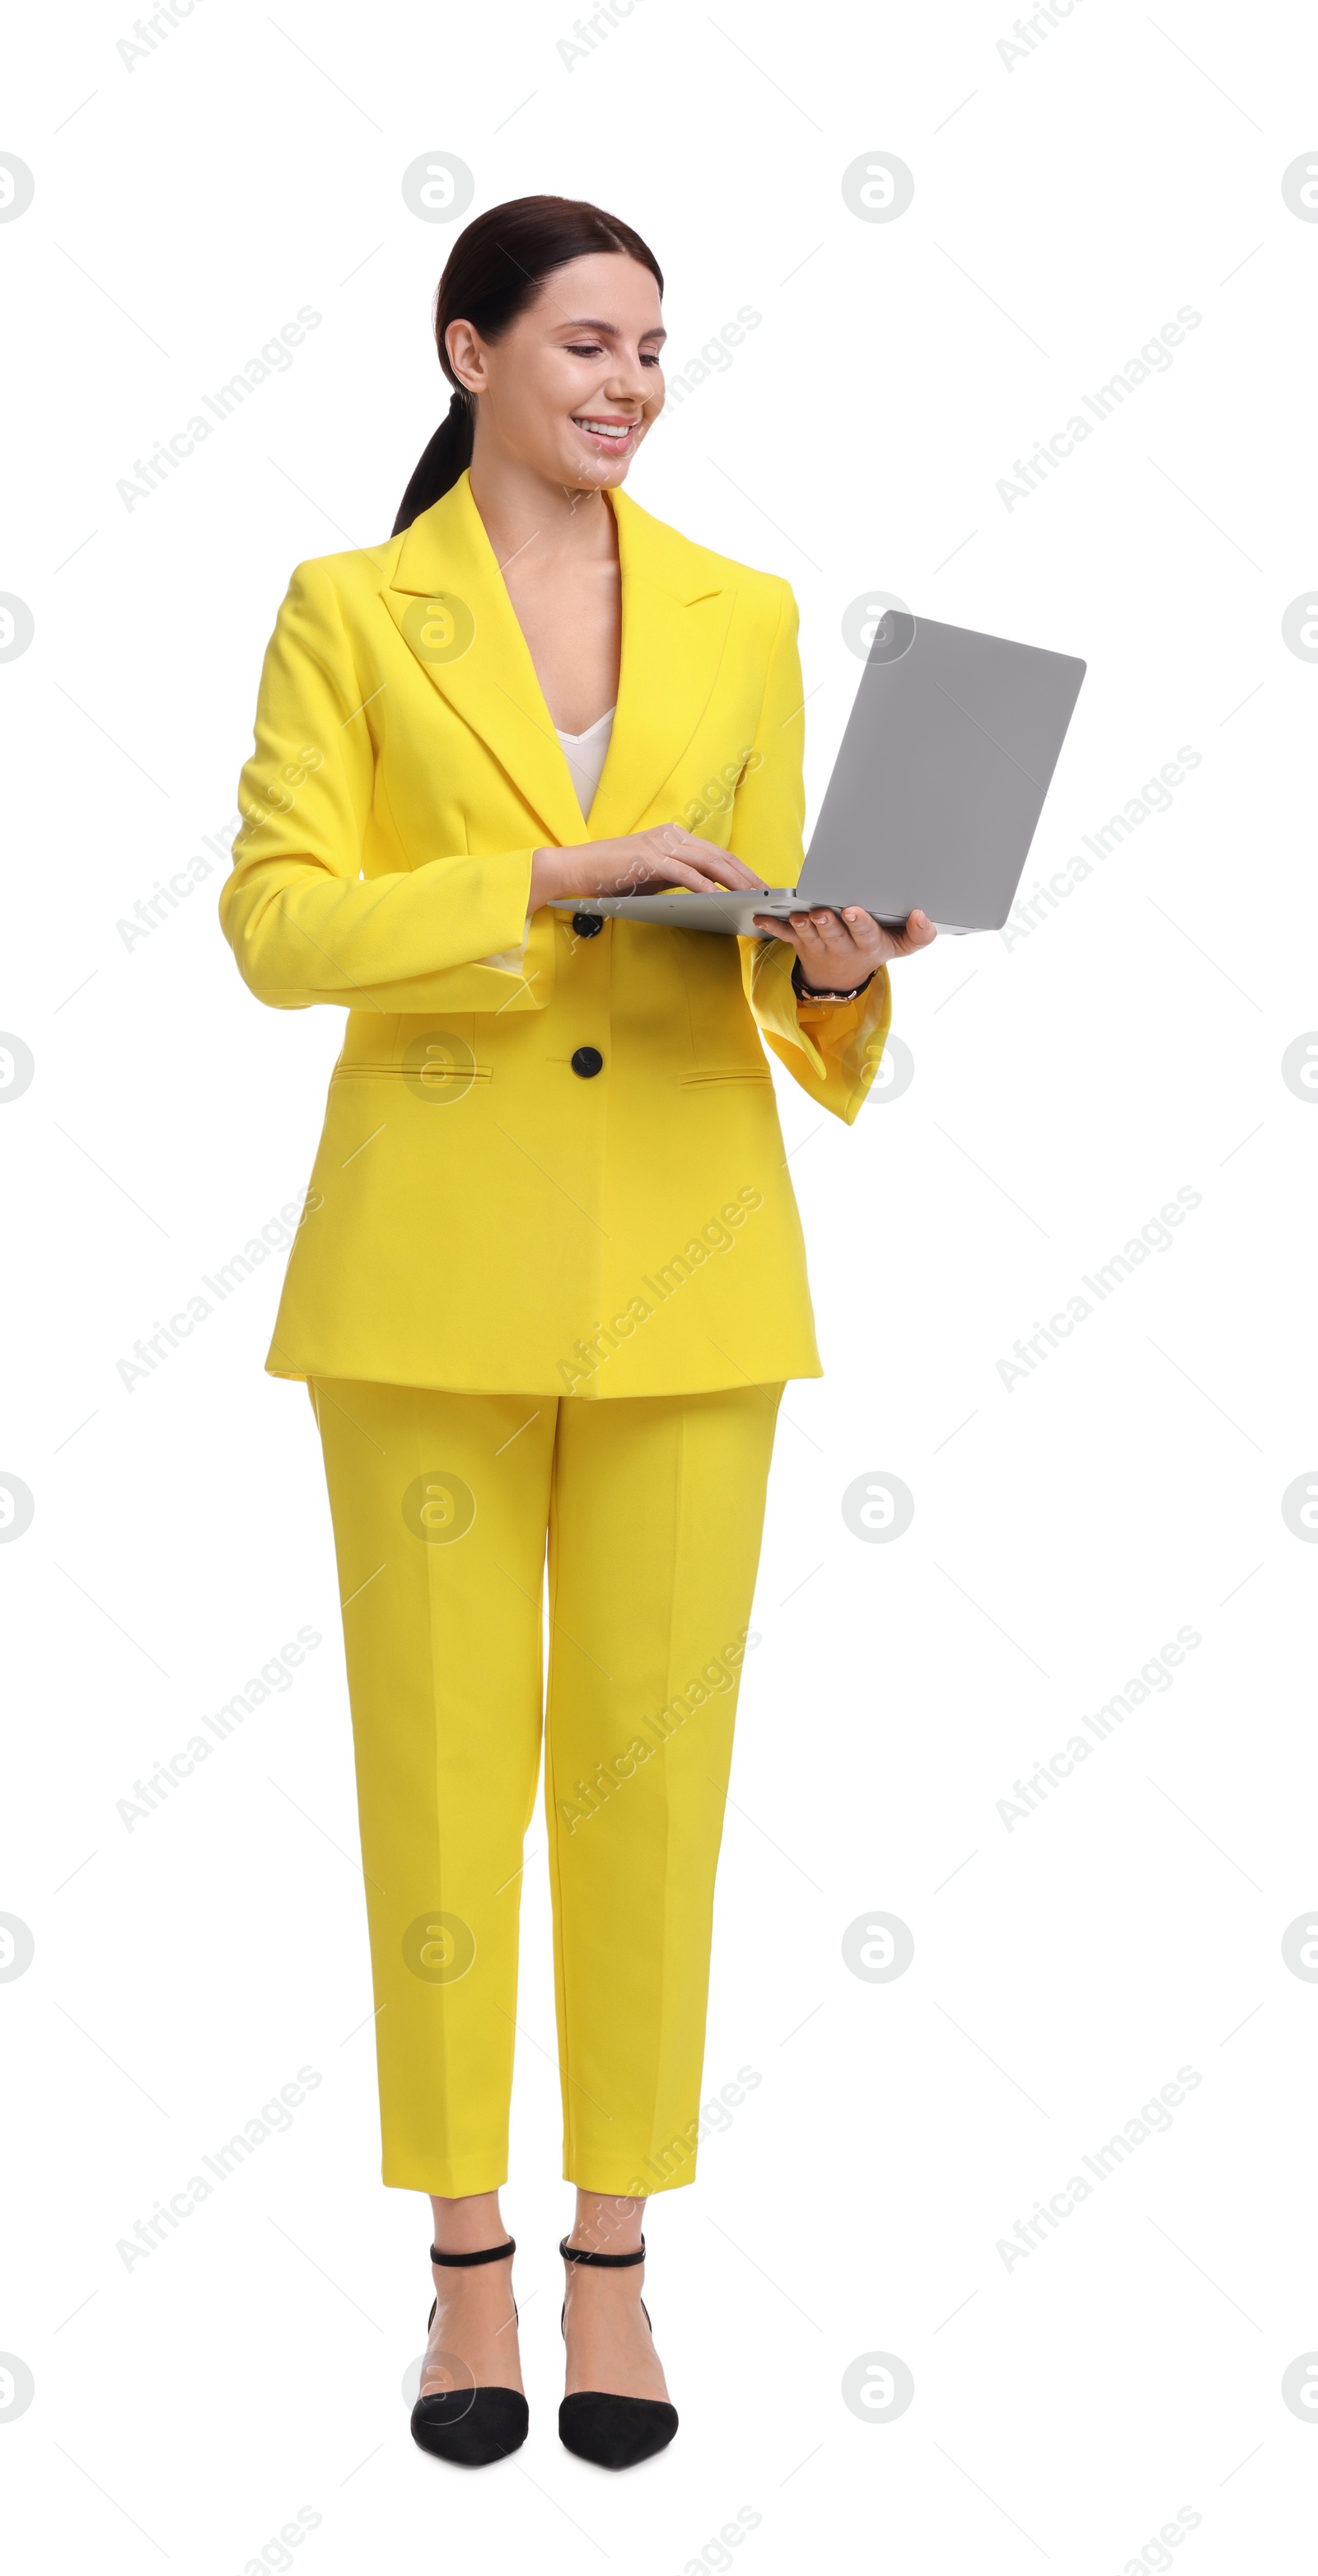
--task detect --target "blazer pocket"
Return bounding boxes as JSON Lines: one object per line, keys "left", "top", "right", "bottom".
{"left": 331, "top": 1063, "right": 494, "bottom": 1084}
{"left": 679, "top": 1068, "right": 773, "bottom": 1089}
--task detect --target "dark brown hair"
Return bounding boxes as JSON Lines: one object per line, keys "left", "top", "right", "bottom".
{"left": 392, "top": 194, "right": 664, "bottom": 535}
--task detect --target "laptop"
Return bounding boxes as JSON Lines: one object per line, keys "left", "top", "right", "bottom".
{"left": 551, "top": 609, "right": 1087, "bottom": 937}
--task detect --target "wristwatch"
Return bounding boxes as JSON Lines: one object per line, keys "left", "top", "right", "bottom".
{"left": 791, "top": 955, "right": 876, "bottom": 1005}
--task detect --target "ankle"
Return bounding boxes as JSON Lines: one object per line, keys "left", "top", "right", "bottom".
{"left": 568, "top": 2192, "right": 647, "bottom": 2258}
{"left": 430, "top": 2189, "right": 508, "bottom": 2258}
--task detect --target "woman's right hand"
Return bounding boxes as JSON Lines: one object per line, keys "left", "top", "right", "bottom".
{"left": 528, "top": 828, "right": 768, "bottom": 915}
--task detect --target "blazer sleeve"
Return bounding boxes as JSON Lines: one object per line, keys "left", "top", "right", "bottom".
{"left": 219, "top": 559, "right": 547, "bottom": 1014}
{"left": 731, "top": 581, "right": 893, "bottom": 1126}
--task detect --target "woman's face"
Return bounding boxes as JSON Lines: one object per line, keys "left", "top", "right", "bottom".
{"left": 446, "top": 251, "right": 666, "bottom": 492}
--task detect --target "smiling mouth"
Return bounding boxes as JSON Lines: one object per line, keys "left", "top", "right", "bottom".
{"left": 573, "top": 416, "right": 638, "bottom": 447}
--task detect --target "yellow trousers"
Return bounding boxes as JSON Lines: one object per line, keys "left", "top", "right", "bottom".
{"left": 311, "top": 1378, "right": 782, "bottom": 2198}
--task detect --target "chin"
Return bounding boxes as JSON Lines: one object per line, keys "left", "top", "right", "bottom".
{"left": 556, "top": 436, "right": 643, "bottom": 492}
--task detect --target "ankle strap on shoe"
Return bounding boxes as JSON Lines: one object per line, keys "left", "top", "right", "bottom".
{"left": 559, "top": 2232, "right": 646, "bottom": 2267}
{"left": 429, "top": 2236, "right": 516, "bottom": 2266}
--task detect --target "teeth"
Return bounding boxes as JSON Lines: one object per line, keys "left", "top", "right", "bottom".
{"left": 576, "top": 419, "right": 632, "bottom": 438}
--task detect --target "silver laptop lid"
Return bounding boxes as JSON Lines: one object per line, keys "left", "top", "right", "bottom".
{"left": 800, "top": 610, "right": 1086, "bottom": 931}
{"left": 550, "top": 608, "right": 1087, "bottom": 938}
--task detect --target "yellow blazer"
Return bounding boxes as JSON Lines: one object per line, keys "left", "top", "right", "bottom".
{"left": 221, "top": 471, "right": 892, "bottom": 1398}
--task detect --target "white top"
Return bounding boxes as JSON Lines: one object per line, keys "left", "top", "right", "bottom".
{"left": 555, "top": 705, "right": 616, "bottom": 824}
{"left": 476, "top": 705, "right": 618, "bottom": 974}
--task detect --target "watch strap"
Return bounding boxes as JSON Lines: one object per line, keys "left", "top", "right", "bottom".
{"left": 791, "top": 955, "right": 876, "bottom": 1005}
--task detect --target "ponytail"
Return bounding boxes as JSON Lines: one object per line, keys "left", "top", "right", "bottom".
{"left": 392, "top": 389, "right": 474, "bottom": 537}
{"left": 391, "top": 194, "right": 663, "bottom": 535}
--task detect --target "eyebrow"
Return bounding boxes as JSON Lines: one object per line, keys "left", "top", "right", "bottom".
{"left": 557, "top": 317, "right": 667, "bottom": 343}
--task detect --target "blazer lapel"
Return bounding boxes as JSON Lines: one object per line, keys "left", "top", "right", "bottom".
{"left": 589, "top": 486, "right": 736, "bottom": 838}
{"left": 381, "top": 471, "right": 736, "bottom": 848}
{"left": 382, "top": 474, "right": 585, "bottom": 850}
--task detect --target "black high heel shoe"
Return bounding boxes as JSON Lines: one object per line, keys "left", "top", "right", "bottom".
{"left": 558, "top": 2234, "right": 679, "bottom": 2470}
{"left": 410, "top": 2236, "right": 529, "bottom": 2467}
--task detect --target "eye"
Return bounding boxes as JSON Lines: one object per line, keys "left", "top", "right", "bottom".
{"left": 641, "top": 351, "right": 662, "bottom": 367}
{"left": 566, "top": 342, "right": 605, "bottom": 358}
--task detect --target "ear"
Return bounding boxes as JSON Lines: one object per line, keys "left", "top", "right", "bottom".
{"left": 444, "top": 317, "right": 488, "bottom": 397}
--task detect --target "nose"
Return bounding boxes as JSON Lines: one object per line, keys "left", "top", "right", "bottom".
{"left": 605, "top": 353, "right": 657, "bottom": 406}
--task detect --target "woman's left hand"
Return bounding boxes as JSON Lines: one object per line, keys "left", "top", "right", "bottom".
{"left": 751, "top": 904, "right": 937, "bottom": 989}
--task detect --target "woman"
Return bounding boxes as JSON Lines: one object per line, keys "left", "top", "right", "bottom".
{"left": 220, "top": 194, "right": 933, "bottom": 2473}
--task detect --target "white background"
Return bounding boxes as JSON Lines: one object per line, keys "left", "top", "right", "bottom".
{"left": 3, "top": 2, "right": 1318, "bottom": 2569}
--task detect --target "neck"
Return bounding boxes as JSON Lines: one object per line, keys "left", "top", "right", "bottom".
{"left": 467, "top": 443, "right": 619, "bottom": 573}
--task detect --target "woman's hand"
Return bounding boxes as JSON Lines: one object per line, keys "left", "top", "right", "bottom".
{"left": 529, "top": 828, "right": 768, "bottom": 914}
{"left": 752, "top": 904, "right": 937, "bottom": 990}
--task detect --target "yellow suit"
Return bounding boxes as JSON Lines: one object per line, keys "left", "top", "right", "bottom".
{"left": 222, "top": 473, "right": 895, "bottom": 2196}
{"left": 221, "top": 471, "right": 891, "bottom": 1397}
